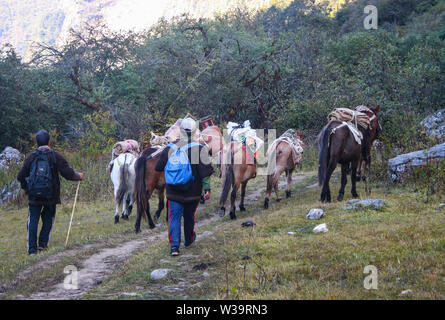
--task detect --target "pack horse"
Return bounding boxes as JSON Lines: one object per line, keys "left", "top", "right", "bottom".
{"left": 110, "top": 153, "right": 137, "bottom": 223}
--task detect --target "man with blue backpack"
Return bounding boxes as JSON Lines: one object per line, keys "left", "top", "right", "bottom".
{"left": 155, "top": 118, "right": 214, "bottom": 256}
{"left": 17, "top": 130, "right": 83, "bottom": 255}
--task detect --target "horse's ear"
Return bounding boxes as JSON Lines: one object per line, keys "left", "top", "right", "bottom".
{"left": 372, "top": 105, "right": 380, "bottom": 113}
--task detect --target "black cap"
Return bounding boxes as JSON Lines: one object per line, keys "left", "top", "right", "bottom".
{"left": 36, "top": 129, "right": 50, "bottom": 146}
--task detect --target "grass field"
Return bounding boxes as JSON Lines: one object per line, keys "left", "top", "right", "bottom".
{"left": 0, "top": 168, "right": 444, "bottom": 300}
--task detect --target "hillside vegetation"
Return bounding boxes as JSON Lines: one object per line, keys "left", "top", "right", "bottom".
{"left": 1, "top": 0, "right": 444, "bottom": 156}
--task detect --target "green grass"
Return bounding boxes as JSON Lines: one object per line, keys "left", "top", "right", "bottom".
{"left": 81, "top": 172, "right": 444, "bottom": 300}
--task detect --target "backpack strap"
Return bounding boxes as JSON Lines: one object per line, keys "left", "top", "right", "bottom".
{"left": 168, "top": 143, "right": 179, "bottom": 152}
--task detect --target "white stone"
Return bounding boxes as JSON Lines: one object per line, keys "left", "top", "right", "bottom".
{"left": 399, "top": 289, "right": 413, "bottom": 296}
{"left": 150, "top": 268, "right": 171, "bottom": 280}
{"left": 306, "top": 208, "right": 324, "bottom": 220}
{"left": 287, "top": 232, "right": 296, "bottom": 235}
{"left": 313, "top": 223, "right": 328, "bottom": 234}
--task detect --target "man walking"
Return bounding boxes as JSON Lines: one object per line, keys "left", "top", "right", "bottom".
{"left": 17, "top": 130, "right": 83, "bottom": 255}
{"left": 155, "top": 118, "right": 214, "bottom": 256}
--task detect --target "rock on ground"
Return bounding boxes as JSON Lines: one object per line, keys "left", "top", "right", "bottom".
{"left": 420, "top": 108, "right": 445, "bottom": 139}
{"left": 306, "top": 208, "right": 324, "bottom": 220}
{"left": 150, "top": 269, "right": 172, "bottom": 281}
{"left": 313, "top": 223, "right": 328, "bottom": 234}
{"left": 346, "top": 199, "right": 385, "bottom": 210}
{"left": 387, "top": 143, "right": 445, "bottom": 182}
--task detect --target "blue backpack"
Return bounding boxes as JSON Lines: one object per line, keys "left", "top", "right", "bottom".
{"left": 165, "top": 142, "right": 200, "bottom": 190}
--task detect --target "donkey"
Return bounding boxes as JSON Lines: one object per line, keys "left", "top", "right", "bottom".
{"left": 264, "top": 136, "right": 303, "bottom": 209}
{"left": 134, "top": 147, "right": 166, "bottom": 233}
{"left": 218, "top": 141, "right": 257, "bottom": 219}
{"left": 110, "top": 153, "right": 137, "bottom": 223}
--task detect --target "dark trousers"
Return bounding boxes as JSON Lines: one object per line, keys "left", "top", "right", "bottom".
{"left": 27, "top": 204, "right": 56, "bottom": 254}
{"left": 167, "top": 200, "right": 199, "bottom": 249}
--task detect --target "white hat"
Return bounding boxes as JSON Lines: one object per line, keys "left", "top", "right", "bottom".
{"left": 180, "top": 117, "right": 197, "bottom": 133}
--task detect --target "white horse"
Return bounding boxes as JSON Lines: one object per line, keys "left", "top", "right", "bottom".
{"left": 110, "top": 153, "right": 137, "bottom": 223}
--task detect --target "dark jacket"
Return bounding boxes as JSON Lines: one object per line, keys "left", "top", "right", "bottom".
{"left": 155, "top": 139, "right": 214, "bottom": 203}
{"left": 17, "top": 146, "right": 81, "bottom": 206}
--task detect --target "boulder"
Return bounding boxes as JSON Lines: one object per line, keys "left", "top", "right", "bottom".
{"left": 306, "top": 208, "right": 324, "bottom": 220}
{"left": 346, "top": 199, "right": 385, "bottom": 210}
{"left": 420, "top": 108, "right": 445, "bottom": 139}
{"left": 0, "top": 147, "right": 24, "bottom": 171}
{"left": 150, "top": 269, "right": 172, "bottom": 281}
{"left": 387, "top": 143, "right": 445, "bottom": 182}
{"left": 313, "top": 223, "right": 328, "bottom": 234}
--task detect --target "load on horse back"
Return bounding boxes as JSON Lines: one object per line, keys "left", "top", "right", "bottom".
{"left": 264, "top": 129, "right": 304, "bottom": 209}
{"left": 218, "top": 121, "right": 263, "bottom": 219}
{"left": 318, "top": 106, "right": 380, "bottom": 203}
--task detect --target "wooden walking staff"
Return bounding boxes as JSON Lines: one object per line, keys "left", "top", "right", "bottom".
{"left": 65, "top": 180, "right": 81, "bottom": 247}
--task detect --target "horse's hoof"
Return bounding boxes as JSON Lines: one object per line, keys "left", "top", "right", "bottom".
{"left": 135, "top": 226, "right": 140, "bottom": 234}
{"left": 230, "top": 211, "right": 237, "bottom": 220}
{"left": 352, "top": 193, "right": 359, "bottom": 198}
{"left": 264, "top": 198, "right": 269, "bottom": 209}
{"left": 337, "top": 193, "right": 344, "bottom": 201}
{"left": 114, "top": 216, "right": 119, "bottom": 224}
{"left": 239, "top": 205, "right": 246, "bottom": 212}
{"left": 149, "top": 223, "right": 156, "bottom": 229}
{"left": 218, "top": 208, "right": 226, "bottom": 217}
{"left": 121, "top": 215, "right": 129, "bottom": 221}
{"left": 286, "top": 190, "right": 291, "bottom": 198}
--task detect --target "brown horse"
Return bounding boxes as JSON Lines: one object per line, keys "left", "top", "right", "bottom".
{"left": 134, "top": 147, "right": 166, "bottom": 233}
{"left": 318, "top": 108, "right": 380, "bottom": 202}
{"left": 264, "top": 137, "right": 303, "bottom": 209}
{"left": 218, "top": 141, "right": 257, "bottom": 219}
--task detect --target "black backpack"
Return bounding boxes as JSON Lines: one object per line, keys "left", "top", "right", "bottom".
{"left": 27, "top": 150, "right": 56, "bottom": 200}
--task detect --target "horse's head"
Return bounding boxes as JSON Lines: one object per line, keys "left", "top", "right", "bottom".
{"left": 357, "top": 105, "right": 381, "bottom": 143}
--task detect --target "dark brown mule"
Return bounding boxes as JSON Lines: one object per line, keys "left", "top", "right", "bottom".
{"left": 218, "top": 141, "right": 257, "bottom": 219}
{"left": 355, "top": 105, "right": 381, "bottom": 183}
{"left": 264, "top": 139, "right": 303, "bottom": 209}
{"left": 318, "top": 121, "right": 371, "bottom": 203}
{"left": 134, "top": 147, "right": 166, "bottom": 233}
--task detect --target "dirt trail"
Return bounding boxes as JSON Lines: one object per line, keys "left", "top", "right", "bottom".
{"left": 22, "top": 174, "right": 307, "bottom": 299}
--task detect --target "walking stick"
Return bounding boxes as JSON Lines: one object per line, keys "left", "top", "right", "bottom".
{"left": 65, "top": 180, "right": 81, "bottom": 248}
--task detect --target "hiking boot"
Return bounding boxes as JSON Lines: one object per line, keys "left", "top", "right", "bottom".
{"left": 171, "top": 247, "right": 180, "bottom": 256}
{"left": 38, "top": 246, "right": 48, "bottom": 252}
{"left": 184, "top": 233, "right": 196, "bottom": 248}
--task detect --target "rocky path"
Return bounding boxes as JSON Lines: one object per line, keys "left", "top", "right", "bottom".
{"left": 15, "top": 174, "right": 308, "bottom": 300}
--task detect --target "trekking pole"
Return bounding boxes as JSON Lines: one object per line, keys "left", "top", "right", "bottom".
{"left": 65, "top": 180, "right": 81, "bottom": 248}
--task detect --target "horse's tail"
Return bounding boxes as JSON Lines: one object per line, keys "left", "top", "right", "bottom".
{"left": 135, "top": 155, "right": 148, "bottom": 220}
{"left": 220, "top": 146, "right": 235, "bottom": 206}
{"left": 116, "top": 155, "right": 129, "bottom": 206}
{"left": 318, "top": 125, "right": 331, "bottom": 186}
{"left": 266, "top": 145, "right": 277, "bottom": 193}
